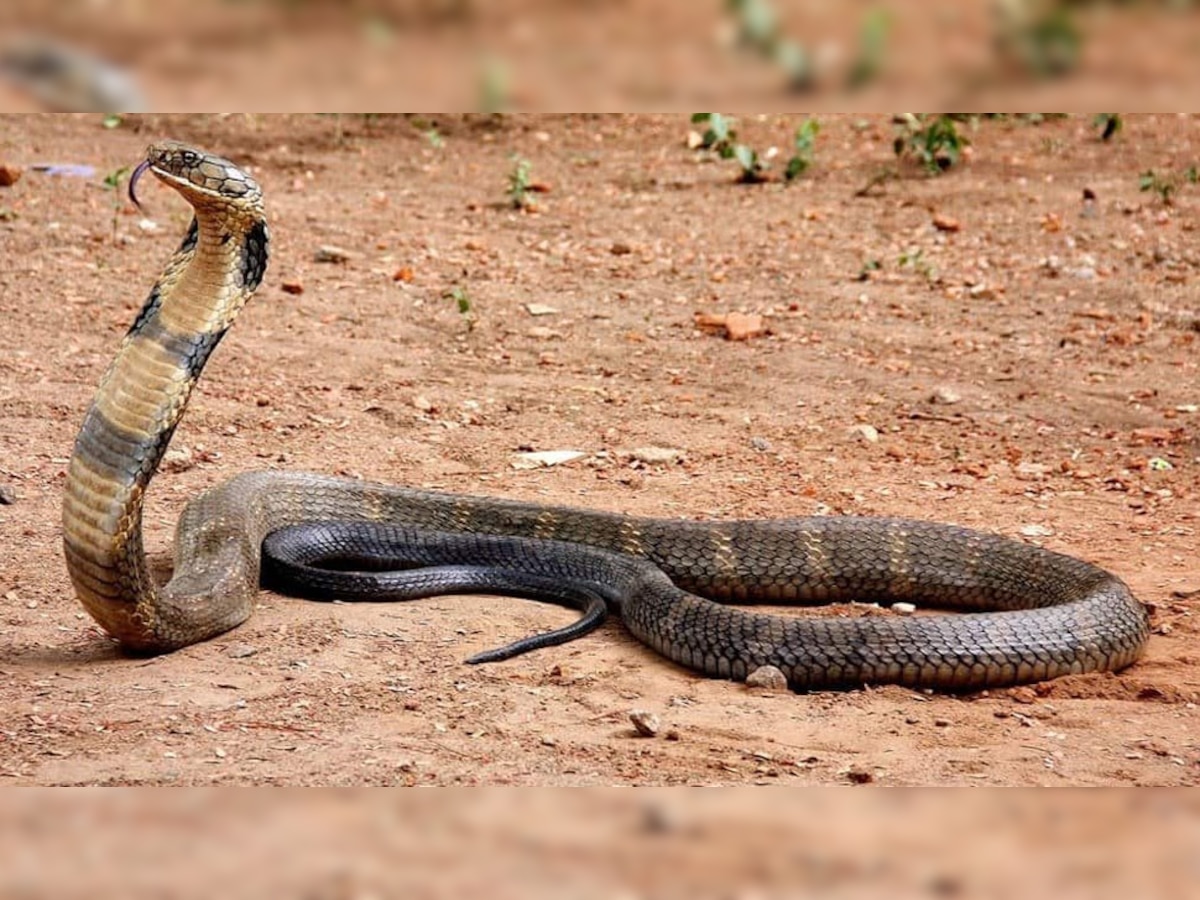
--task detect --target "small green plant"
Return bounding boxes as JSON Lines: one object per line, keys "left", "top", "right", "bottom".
{"left": 1140, "top": 170, "right": 1176, "bottom": 205}
{"left": 784, "top": 117, "right": 820, "bottom": 181}
{"left": 506, "top": 155, "right": 533, "bottom": 209}
{"left": 101, "top": 114, "right": 123, "bottom": 129}
{"left": 899, "top": 248, "right": 936, "bottom": 281}
{"left": 444, "top": 286, "right": 476, "bottom": 331}
{"left": 893, "top": 114, "right": 969, "bottom": 175}
{"left": 100, "top": 164, "right": 132, "bottom": 243}
{"left": 856, "top": 258, "right": 882, "bottom": 281}
{"left": 690, "top": 113, "right": 769, "bottom": 184}
{"left": 1139, "top": 167, "right": 1199, "bottom": 206}
{"left": 410, "top": 116, "right": 444, "bottom": 149}
{"left": 1093, "top": 113, "right": 1121, "bottom": 141}
{"left": 730, "top": 145, "right": 768, "bottom": 183}
{"left": 692, "top": 112, "right": 737, "bottom": 155}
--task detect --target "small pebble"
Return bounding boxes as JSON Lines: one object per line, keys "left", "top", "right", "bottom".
{"left": 281, "top": 281, "right": 304, "bottom": 295}
{"left": 932, "top": 213, "right": 960, "bottom": 232}
{"left": 629, "top": 709, "right": 660, "bottom": 737}
{"left": 850, "top": 424, "right": 880, "bottom": 444}
{"left": 313, "top": 245, "right": 352, "bottom": 263}
{"left": 933, "top": 718, "right": 951, "bottom": 728}
{"left": 745, "top": 665, "right": 788, "bottom": 692}
{"left": 629, "top": 446, "right": 685, "bottom": 465}
{"left": 931, "top": 385, "right": 961, "bottom": 405}
{"left": 1010, "top": 687, "right": 1037, "bottom": 705}
{"left": 0, "top": 163, "right": 22, "bottom": 187}
{"left": 162, "top": 446, "right": 195, "bottom": 472}
{"left": 891, "top": 602, "right": 916, "bottom": 616}
{"left": 610, "top": 241, "right": 633, "bottom": 256}
{"left": 845, "top": 768, "right": 874, "bottom": 784}
{"left": 225, "top": 643, "right": 258, "bottom": 659}
{"left": 722, "top": 312, "right": 765, "bottom": 341}
{"left": 0, "top": 484, "right": 17, "bottom": 504}
{"left": 693, "top": 311, "right": 766, "bottom": 341}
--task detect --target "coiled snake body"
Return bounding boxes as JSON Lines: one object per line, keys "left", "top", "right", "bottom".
{"left": 62, "top": 142, "right": 1150, "bottom": 690}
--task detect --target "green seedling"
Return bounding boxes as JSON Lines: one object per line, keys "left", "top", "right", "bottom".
{"left": 899, "top": 248, "right": 936, "bottom": 281}
{"left": 857, "top": 258, "right": 882, "bottom": 281}
{"left": 690, "top": 113, "right": 769, "bottom": 184}
{"left": 445, "top": 286, "right": 476, "bottom": 331}
{"left": 506, "top": 155, "right": 533, "bottom": 209}
{"left": 410, "top": 116, "right": 445, "bottom": 149}
{"left": 100, "top": 164, "right": 132, "bottom": 243}
{"left": 1139, "top": 170, "right": 1177, "bottom": 206}
{"left": 691, "top": 112, "right": 738, "bottom": 155}
{"left": 784, "top": 117, "right": 819, "bottom": 181}
{"left": 1139, "top": 166, "right": 1199, "bottom": 206}
{"left": 893, "top": 114, "right": 969, "bottom": 175}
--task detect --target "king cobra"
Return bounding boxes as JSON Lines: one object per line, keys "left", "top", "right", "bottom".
{"left": 62, "top": 141, "right": 1151, "bottom": 690}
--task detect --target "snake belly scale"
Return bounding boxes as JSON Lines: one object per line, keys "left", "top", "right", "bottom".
{"left": 61, "top": 141, "right": 1151, "bottom": 691}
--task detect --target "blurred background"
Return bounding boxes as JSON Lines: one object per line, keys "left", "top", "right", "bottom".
{"left": 3, "top": 790, "right": 1199, "bottom": 897}
{"left": 1, "top": 0, "right": 1199, "bottom": 111}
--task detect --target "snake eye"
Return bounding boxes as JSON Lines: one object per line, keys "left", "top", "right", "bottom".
{"left": 181, "top": 150, "right": 199, "bottom": 167}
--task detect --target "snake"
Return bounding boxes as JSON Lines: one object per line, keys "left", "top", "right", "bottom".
{"left": 61, "top": 140, "right": 1151, "bottom": 691}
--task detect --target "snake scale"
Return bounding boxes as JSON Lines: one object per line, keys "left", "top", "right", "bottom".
{"left": 61, "top": 141, "right": 1151, "bottom": 691}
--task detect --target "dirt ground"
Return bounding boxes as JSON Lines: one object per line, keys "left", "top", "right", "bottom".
{"left": 1, "top": 113, "right": 1197, "bottom": 786}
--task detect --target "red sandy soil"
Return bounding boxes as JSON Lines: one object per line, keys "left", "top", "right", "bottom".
{"left": 0, "top": 113, "right": 1197, "bottom": 785}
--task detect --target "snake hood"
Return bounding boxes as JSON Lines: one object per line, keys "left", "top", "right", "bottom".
{"left": 130, "top": 140, "right": 264, "bottom": 213}
{"left": 63, "top": 141, "right": 269, "bottom": 649}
